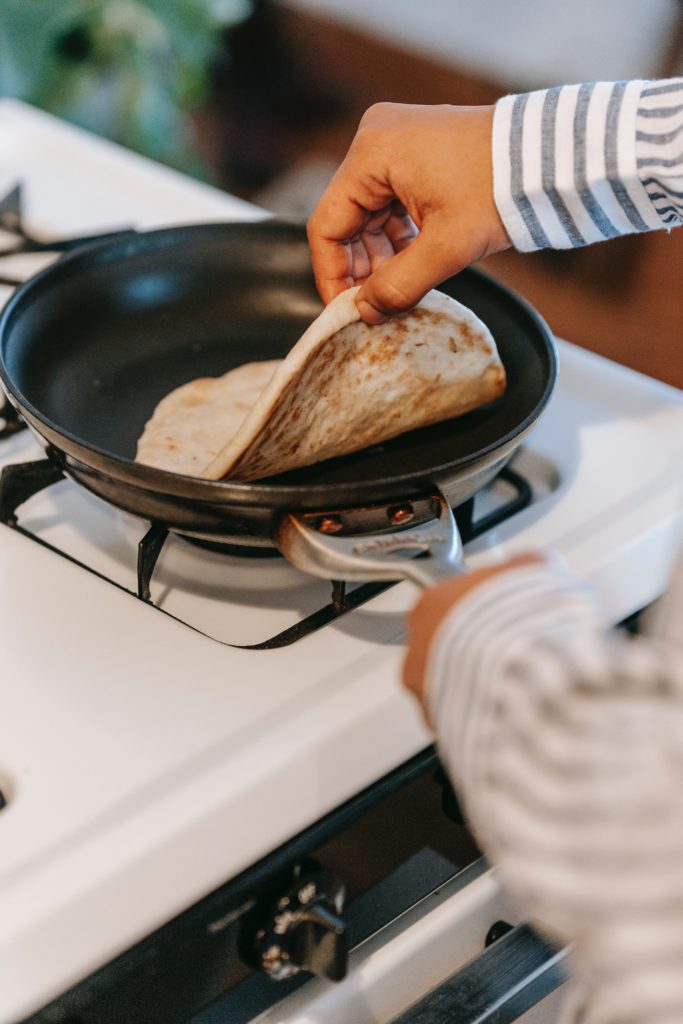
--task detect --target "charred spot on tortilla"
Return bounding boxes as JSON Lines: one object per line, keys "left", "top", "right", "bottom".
{"left": 135, "top": 286, "right": 506, "bottom": 480}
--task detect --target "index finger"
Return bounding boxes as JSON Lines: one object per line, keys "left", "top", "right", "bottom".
{"left": 307, "top": 165, "right": 394, "bottom": 303}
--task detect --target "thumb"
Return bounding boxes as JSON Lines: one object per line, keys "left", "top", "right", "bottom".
{"left": 356, "top": 228, "right": 461, "bottom": 324}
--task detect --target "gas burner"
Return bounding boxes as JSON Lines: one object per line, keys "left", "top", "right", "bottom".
{"left": 0, "top": 448, "right": 532, "bottom": 649}
{"left": 180, "top": 535, "right": 284, "bottom": 558}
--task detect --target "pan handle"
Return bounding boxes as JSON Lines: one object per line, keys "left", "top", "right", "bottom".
{"left": 276, "top": 489, "right": 467, "bottom": 589}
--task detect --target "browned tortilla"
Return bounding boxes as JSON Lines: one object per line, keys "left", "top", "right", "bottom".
{"left": 136, "top": 360, "right": 280, "bottom": 476}
{"left": 202, "top": 287, "right": 506, "bottom": 480}
{"left": 136, "top": 287, "right": 506, "bottom": 480}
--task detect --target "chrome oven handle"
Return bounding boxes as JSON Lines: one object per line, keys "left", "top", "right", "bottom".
{"left": 276, "top": 489, "right": 468, "bottom": 589}
{"left": 391, "top": 922, "right": 568, "bottom": 1024}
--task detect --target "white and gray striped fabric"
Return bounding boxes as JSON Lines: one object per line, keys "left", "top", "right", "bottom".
{"left": 430, "top": 561, "right": 683, "bottom": 1024}
{"left": 426, "top": 78, "right": 683, "bottom": 1024}
{"left": 427, "top": 556, "right": 683, "bottom": 1024}
{"left": 492, "top": 78, "right": 683, "bottom": 250}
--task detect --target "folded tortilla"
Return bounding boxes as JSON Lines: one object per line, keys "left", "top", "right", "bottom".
{"left": 136, "top": 360, "right": 281, "bottom": 477}
{"left": 136, "top": 286, "right": 506, "bottom": 480}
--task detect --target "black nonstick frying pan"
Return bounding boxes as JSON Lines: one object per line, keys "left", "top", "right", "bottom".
{"left": 0, "top": 221, "right": 557, "bottom": 582}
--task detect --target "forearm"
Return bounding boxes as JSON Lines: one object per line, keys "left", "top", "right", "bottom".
{"left": 427, "top": 563, "right": 683, "bottom": 1023}
{"left": 493, "top": 78, "right": 683, "bottom": 250}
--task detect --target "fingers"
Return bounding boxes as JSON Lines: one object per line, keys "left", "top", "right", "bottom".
{"left": 355, "top": 226, "right": 458, "bottom": 324}
{"left": 307, "top": 199, "right": 367, "bottom": 303}
{"left": 308, "top": 170, "right": 394, "bottom": 304}
{"left": 309, "top": 199, "right": 419, "bottom": 304}
{"left": 382, "top": 206, "right": 418, "bottom": 253}
{"left": 359, "top": 222, "right": 396, "bottom": 275}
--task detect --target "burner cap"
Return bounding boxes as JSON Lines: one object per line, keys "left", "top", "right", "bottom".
{"left": 179, "top": 535, "right": 283, "bottom": 558}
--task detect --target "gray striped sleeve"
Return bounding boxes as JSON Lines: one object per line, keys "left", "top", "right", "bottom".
{"left": 541, "top": 88, "right": 586, "bottom": 246}
{"left": 425, "top": 560, "right": 683, "bottom": 1024}
{"left": 508, "top": 93, "right": 551, "bottom": 248}
{"left": 604, "top": 81, "right": 649, "bottom": 231}
{"left": 492, "top": 79, "right": 674, "bottom": 251}
{"left": 636, "top": 77, "right": 683, "bottom": 228}
{"left": 572, "top": 83, "right": 619, "bottom": 240}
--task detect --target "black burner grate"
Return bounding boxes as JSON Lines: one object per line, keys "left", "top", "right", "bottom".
{"left": 0, "top": 451, "right": 532, "bottom": 649}
{"left": 251, "top": 466, "right": 531, "bottom": 650}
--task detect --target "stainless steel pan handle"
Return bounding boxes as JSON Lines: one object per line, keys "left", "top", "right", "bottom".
{"left": 276, "top": 488, "right": 468, "bottom": 589}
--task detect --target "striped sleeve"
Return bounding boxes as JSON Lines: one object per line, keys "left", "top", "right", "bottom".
{"left": 492, "top": 79, "right": 683, "bottom": 251}
{"left": 426, "top": 562, "right": 683, "bottom": 1024}
{"left": 637, "top": 80, "right": 683, "bottom": 227}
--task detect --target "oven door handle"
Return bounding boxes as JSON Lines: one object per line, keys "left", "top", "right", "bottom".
{"left": 391, "top": 922, "right": 568, "bottom": 1024}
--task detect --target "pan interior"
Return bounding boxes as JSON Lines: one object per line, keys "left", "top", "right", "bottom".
{"left": 0, "top": 224, "right": 554, "bottom": 489}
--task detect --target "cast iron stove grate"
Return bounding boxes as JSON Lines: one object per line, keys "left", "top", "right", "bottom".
{"left": 0, "top": 448, "right": 531, "bottom": 649}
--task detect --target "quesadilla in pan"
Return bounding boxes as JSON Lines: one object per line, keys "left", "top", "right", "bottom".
{"left": 136, "top": 286, "right": 506, "bottom": 481}
{"left": 135, "top": 360, "right": 280, "bottom": 478}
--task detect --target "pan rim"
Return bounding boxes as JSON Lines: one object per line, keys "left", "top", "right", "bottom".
{"left": 0, "top": 221, "right": 558, "bottom": 506}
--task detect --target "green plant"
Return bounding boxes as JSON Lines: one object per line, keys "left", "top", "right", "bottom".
{"left": 0, "top": 0, "right": 252, "bottom": 175}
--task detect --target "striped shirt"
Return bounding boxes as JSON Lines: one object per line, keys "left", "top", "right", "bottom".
{"left": 492, "top": 79, "right": 683, "bottom": 249}
{"left": 429, "top": 79, "right": 683, "bottom": 1024}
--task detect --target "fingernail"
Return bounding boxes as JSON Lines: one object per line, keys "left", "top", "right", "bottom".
{"left": 357, "top": 300, "right": 389, "bottom": 325}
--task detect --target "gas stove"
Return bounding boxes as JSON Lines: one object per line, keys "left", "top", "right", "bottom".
{"left": 1, "top": 100, "right": 682, "bottom": 1024}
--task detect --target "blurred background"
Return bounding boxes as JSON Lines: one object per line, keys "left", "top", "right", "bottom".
{"left": 1, "top": 0, "right": 682, "bottom": 384}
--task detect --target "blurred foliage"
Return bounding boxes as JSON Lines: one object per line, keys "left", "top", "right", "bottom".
{"left": 0, "top": 0, "right": 252, "bottom": 175}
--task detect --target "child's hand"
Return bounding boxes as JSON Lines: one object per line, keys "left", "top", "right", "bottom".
{"left": 307, "top": 102, "right": 511, "bottom": 324}
{"left": 402, "top": 553, "right": 549, "bottom": 723}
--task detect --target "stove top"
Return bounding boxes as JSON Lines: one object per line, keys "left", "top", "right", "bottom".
{"left": 1, "top": 99, "right": 682, "bottom": 1023}
{"left": 0, "top": 442, "right": 532, "bottom": 648}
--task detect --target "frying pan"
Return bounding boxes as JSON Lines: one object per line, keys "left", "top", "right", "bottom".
{"left": 0, "top": 221, "right": 557, "bottom": 585}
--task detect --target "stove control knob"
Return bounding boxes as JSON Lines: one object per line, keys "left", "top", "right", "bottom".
{"left": 254, "top": 870, "right": 347, "bottom": 982}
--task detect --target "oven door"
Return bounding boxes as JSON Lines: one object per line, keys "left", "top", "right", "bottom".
{"left": 244, "top": 864, "right": 569, "bottom": 1024}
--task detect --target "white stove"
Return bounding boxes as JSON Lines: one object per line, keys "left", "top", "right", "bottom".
{"left": 1, "top": 99, "right": 682, "bottom": 1024}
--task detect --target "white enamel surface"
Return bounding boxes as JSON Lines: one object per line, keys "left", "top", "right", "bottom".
{"left": 0, "top": 100, "right": 682, "bottom": 1022}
